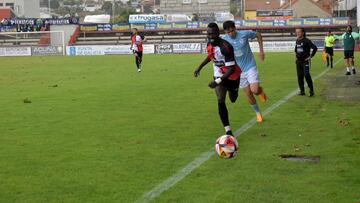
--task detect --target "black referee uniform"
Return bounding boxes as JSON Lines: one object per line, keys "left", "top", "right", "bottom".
{"left": 295, "top": 37, "right": 318, "bottom": 96}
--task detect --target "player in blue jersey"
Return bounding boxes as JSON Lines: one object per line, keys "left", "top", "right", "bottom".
{"left": 222, "top": 20, "right": 267, "bottom": 123}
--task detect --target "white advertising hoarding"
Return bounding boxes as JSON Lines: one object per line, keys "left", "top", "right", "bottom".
{"left": 0, "top": 47, "right": 32, "bottom": 56}
{"left": 250, "top": 41, "right": 296, "bottom": 52}
{"left": 66, "top": 45, "right": 155, "bottom": 56}
{"left": 173, "top": 43, "right": 201, "bottom": 53}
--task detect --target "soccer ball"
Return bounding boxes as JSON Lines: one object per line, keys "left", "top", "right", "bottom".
{"left": 215, "top": 135, "right": 238, "bottom": 158}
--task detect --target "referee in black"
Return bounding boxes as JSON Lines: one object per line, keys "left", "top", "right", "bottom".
{"left": 295, "top": 28, "right": 318, "bottom": 97}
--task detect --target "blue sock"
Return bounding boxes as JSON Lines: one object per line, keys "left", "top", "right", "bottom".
{"left": 251, "top": 103, "right": 261, "bottom": 115}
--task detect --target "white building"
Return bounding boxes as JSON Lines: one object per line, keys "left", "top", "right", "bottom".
{"left": 0, "top": 0, "right": 40, "bottom": 18}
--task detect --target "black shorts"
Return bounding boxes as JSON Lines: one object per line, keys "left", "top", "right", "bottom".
{"left": 134, "top": 51, "right": 143, "bottom": 59}
{"left": 344, "top": 50, "right": 354, "bottom": 59}
{"left": 215, "top": 77, "right": 240, "bottom": 92}
{"left": 325, "top": 47, "right": 333, "bottom": 56}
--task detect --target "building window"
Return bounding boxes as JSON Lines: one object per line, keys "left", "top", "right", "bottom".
{"left": 183, "top": 0, "right": 191, "bottom": 4}
{"left": 5, "top": 3, "right": 14, "bottom": 10}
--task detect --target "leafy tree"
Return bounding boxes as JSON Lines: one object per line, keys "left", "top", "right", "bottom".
{"left": 102, "top": 1, "right": 113, "bottom": 15}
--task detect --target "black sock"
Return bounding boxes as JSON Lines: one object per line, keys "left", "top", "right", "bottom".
{"left": 330, "top": 57, "right": 333, "bottom": 67}
{"left": 326, "top": 57, "right": 329, "bottom": 66}
{"left": 218, "top": 102, "right": 229, "bottom": 127}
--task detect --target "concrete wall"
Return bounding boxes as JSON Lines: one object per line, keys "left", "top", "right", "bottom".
{"left": 23, "top": 0, "right": 40, "bottom": 18}
{"left": 160, "top": 0, "right": 230, "bottom": 15}
{"left": 245, "top": 11, "right": 256, "bottom": 20}
{"left": 292, "top": 0, "right": 330, "bottom": 18}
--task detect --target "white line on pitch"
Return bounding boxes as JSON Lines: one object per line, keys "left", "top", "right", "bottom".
{"left": 135, "top": 58, "right": 342, "bottom": 203}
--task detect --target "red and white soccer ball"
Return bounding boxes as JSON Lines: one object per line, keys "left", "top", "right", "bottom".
{"left": 215, "top": 135, "right": 239, "bottom": 158}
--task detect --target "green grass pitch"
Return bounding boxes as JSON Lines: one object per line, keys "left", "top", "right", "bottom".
{"left": 0, "top": 53, "right": 359, "bottom": 202}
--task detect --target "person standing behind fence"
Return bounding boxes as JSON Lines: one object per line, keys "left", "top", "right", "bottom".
{"left": 334, "top": 25, "right": 360, "bottom": 75}
{"left": 294, "top": 28, "right": 318, "bottom": 97}
{"left": 324, "top": 31, "right": 336, "bottom": 68}
{"left": 130, "top": 28, "right": 145, "bottom": 72}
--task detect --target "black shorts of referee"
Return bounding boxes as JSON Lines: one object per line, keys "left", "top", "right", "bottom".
{"left": 325, "top": 47, "right": 333, "bottom": 56}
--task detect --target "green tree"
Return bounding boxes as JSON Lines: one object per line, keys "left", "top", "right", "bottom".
{"left": 50, "top": 0, "right": 60, "bottom": 9}
{"left": 102, "top": 1, "right": 113, "bottom": 15}
{"left": 230, "top": 1, "right": 241, "bottom": 18}
{"left": 113, "top": 7, "right": 137, "bottom": 23}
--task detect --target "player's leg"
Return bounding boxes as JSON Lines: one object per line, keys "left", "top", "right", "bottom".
{"left": 134, "top": 52, "right": 140, "bottom": 71}
{"left": 138, "top": 51, "right": 143, "bottom": 64}
{"left": 240, "top": 71, "right": 263, "bottom": 122}
{"left": 296, "top": 62, "right": 305, "bottom": 95}
{"left": 350, "top": 51, "right": 356, "bottom": 74}
{"left": 244, "top": 86, "right": 263, "bottom": 122}
{"left": 247, "top": 68, "right": 266, "bottom": 103}
{"left": 326, "top": 48, "right": 330, "bottom": 67}
{"left": 345, "top": 51, "right": 351, "bottom": 75}
{"left": 304, "top": 61, "right": 314, "bottom": 96}
{"left": 215, "top": 85, "right": 232, "bottom": 135}
{"left": 330, "top": 48, "right": 334, "bottom": 68}
{"left": 137, "top": 51, "right": 143, "bottom": 72}
{"left": 227, "top": 78, "right": 239, "bottom": 103}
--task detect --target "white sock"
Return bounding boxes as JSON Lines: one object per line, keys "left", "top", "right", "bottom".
{"left": 352, "top": 66, "right": 355, "bottom": 70}
{"left": 347, "top": 67, "right": 350, "bottom": 72}
{"left": 224, "top": 126, "right": 231, "bottom": 132}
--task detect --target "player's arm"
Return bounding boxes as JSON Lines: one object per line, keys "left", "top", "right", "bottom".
{"left": 194, "top": 56, "right": 211, "bottom": 77}
{"left": 208, "top": 65, "right": 235, "bottom": 88}
{"left": 256, "top": 31, "right": 265, "bottom": 61}
{"left": 334, "top": 33, "right": 345, "bottom": 40}
{"left": 352, "top": 32, "right": 360, "bottom": 39}
{"left": 309, "top": 39, "right": 318, "bottom": 58}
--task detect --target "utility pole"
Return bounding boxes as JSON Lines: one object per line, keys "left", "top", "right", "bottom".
{"left": 345, "top": 0, "right": 347, "bottom": 17}
{"left": 112, "top": 0, "right": 115, "bottom": 23}
{"left": 48, "top": 0, "right": 51, "bottom": 16}
{"left": 243, "top": 0, "right": 246, "bottom": 20}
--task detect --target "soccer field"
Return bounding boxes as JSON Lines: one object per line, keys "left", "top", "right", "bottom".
{"left": 0, "top": 53, "right": 359, "bottom": 202}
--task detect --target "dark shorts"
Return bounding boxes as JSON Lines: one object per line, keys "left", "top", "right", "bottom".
{"left": 325, "top": 47, "right": 334, "bottom": 56}
{"left": 344, "top": 50, "right": 354, "bottom": 59}
{"left": 215, "top": 77, "right": 240, "bottom": 92}
{"left": 135, "top": 51, "right": 143, "bottom": 59}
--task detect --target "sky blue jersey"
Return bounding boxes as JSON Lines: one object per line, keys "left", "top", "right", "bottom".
{"left": 222, "top": 30, "right": 257, "bottom": 72}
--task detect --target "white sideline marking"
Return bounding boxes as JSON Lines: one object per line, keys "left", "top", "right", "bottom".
{"left": 135, "top": 58, "right": 342, "bottom": 203}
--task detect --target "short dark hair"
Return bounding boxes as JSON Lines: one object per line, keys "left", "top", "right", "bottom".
{"left": 207, "top": 22, "right": 219, "bottom": 32}
{"left": 223, "top": 20, "right": 235, "bottom": 30}
{"left": 296, "top": 27, "right": 306, "bottom": 38}
{"left": 347, "top": 25, "right": 352, "bottom": 32}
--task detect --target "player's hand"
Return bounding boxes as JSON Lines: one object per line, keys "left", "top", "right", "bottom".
{"left": 259, "top": 51, "right": 265, "bottom": 61}
{"left": 194, "top": 69, "right": 201, "bottom": 77}
{"left": 134, "top": 52, "right": 138, "bottom": 57}
{"left": 208, "top": 80, "right": 218, "bottom": 88}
